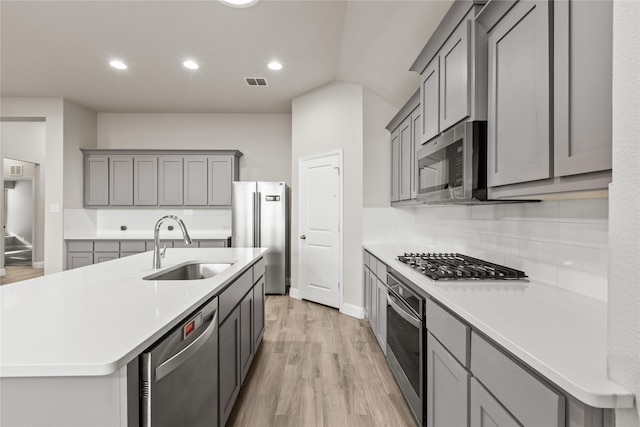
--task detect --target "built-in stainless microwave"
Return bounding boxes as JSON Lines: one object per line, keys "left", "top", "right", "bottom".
{"left": 417, "top": 121, "right": 488, "bottom": 204}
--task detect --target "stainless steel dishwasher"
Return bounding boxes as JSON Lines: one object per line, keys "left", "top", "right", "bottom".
{"left": 140, "top": 297, "right": 218, "bottom": 427}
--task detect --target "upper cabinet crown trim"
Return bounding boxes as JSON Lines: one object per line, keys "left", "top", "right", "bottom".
{"left": 80, "top": 149, "right": 243, "bottom": 158}
{"left": 410, "top": 0, "right": 486, "bottom": 74}
{"left": 386, "top": 89, "right": 420, "bottom": 131}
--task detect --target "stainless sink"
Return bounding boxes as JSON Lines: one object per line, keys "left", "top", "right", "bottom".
{"left": 143, "top": 262, "right": 234, "bottom": 281}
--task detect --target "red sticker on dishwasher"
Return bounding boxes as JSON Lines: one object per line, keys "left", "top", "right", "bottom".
{"left": 184, "top": 320, "right": 195, "bottom": 339}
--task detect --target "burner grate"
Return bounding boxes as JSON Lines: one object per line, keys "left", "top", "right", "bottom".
{"left": 397, "top": 253, "right": 527, "bottom": 281}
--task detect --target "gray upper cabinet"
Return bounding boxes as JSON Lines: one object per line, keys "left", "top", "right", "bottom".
{"left": 398, "top": 115, "right": 413, "bottom": 201}
{"left": 133, "top": 156, "right": 158, "bottom": 206}
{"left": 183, "top": 156, "right": 208, "bottom": 206}
{"left": 390, "top": 130, "right": 400, "bottom": 202}
{"left": 411, "top": 108, "right": 421, "bottom": 199}
{"left": 109, "top": 156, "right": 134, "bottom": 206}
{"left": 485, "top": 0, "right": 552, "bottom": 187}
{"left": 439, "top": 20, "right": 471, "bottom": 131}
{"left": 158, "top": 155, "right": 183, "bottom": 206}
{"left": 411, "top": 2, "right": 487, "bottom": 145}
{"left": 208, "top": 155, "right": 236, "bottom": 207}
{"left": 420, "top": 57, "right": 440, "bottom": 143}
{"left": 553, "top": 0, "right": 613, "bottom": 177}
{"left": 81, "top": 149, "right": 242, "bottom": 209}
{"left": 84, "top": 155, "right": 109, "bottom": 207}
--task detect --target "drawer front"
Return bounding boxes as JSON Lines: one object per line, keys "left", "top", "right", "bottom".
{"left": 364, "top": 250, "right": 371, "bottom": 269}
{"left": 68, "top": 241, "right": 94, "bottom": 252}
{"left": 427, "top": 299, "right": 470, "bottom": 367}
{"left": 145, "top": 240, "right": 174, "bottom": 251}
{"left": 173, "top": 240, "right": 194, "bottom": 248}
{"left": 375, "top": 257, "right": 387, "bottom": 280}
{"left": 198, "top": 239, "right": 226, "bottom": 248}
{"left": 219, "top": 269, "right": 253, "bottom": 323}
{"left": 94, "top": 241, "right": 120, "bottom": 252}
{"left": 253, "top": 258, "right": 266, "bottom": 284}
{"left": 120, "top": 240, "right": 146, "bottom": 252}
{"left": 471, "top": 332, "right": 564, "bottom": 427}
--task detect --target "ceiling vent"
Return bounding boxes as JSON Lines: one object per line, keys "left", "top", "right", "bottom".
{"left": 9, "top": 165, "right": 23, "bottom": 177}
{"left": 245, "top": 77, "right": 268, "bottom": 87}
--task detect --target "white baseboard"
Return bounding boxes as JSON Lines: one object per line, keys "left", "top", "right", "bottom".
{"left": 32, "top": 262, "right": 45, "bottom": 269}
{"left": 340, "top": 303, "right": 365, "bottom": 319}
{"left": 0, "top": 268, "right": 5, "bottom": 277}
{"left": 289, "top": 287, "right": 301, "bottom": 300}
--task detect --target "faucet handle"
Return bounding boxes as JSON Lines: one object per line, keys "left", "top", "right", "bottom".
{"left": 160, "top": 244, "right": 167, "bottom": 259}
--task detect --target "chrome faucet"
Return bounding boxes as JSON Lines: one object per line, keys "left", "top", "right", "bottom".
{"left": 153, "top": 215, "right": 193, "bottom": 269}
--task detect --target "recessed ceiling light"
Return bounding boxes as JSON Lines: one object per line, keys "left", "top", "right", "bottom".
{"left": 218, "top": 0, "right": 259, "bottom": 8}
{"left": 183, "top": 60, "right": 199, "bottom": 70}
{"left": 109, "top": 60, "right": 127, "bottom": 70}
{"left": 268, "top": 61, "right": 282, "bottom": 71}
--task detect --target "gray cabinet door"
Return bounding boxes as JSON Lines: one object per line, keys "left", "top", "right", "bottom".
{"left": 183, "top": 156, "right": 208, "bottom": 206}
{"left": 376, "top": 277, "right": 387, "bottom": 354}
{"left": 109, "top": 156, "right": 134, "bottom": 206}
{"left": 67, "top": 252, "right": 93, "bottom": 270}
{"left": 368, "top": 270, "right": 377, "bottom": 334}
{"left": 94, "top": 253, "right": 119, "bottom": 263}
{"left": 426, "top": 333, "right": 469, "bottom": 427}
{"left": 487, "top": 0, "right": 551, "bottom": 187}
{"left": 208, "top": 155, "right": 234, "bottom": 206}
{"left": 158, "top": 156, "right": 183, "bottom": 206}
{"left": 411, "top": 109, "right": 421, "bottom": 199}
{"left": 133, "top": 156, "right": 158, "bottom": 206}
{"left": 390, "top": 130, "right": 400, "bottom": 202}
{"left": 420, "top": 57, "right": 440, "bottom": 143}
{"left": 219, "top": 306, "right": 241, "bottom": 427}
{"left": 364, "top": 267, "right": 371, "bottom": 319}
{"left": 398, "top": 115, "right": 413, "bottom": 201}
{"left": 240, "top": 290, "right": 254, "bottom": 383}
{"left": 253, "top": 276, "right": 265, "bottom": 349}
{"left": 554, "top": 0, "right": 612, "bottom": 177}
{"left": 440, "top": 20, "right": 471, "bottom": 131}
{"left": 84, "top": 155, "right": 109, "bottom": 207}
{"left": 470, "top": 378, "right": 520, "bottom": 427}
{"left": 198, "top": 239, "right": 227, "bottom": 248}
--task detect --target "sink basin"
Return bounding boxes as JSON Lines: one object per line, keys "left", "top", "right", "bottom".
{"left": 143, "top": 262, "right": 234, "bottom": 281}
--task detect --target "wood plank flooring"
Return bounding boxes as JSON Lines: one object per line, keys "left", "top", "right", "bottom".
{"left": 0, "top": 265, "right": 44, "bottom": 285}
{"left": 227, "top": 296, "right": 416, "bottom": 427}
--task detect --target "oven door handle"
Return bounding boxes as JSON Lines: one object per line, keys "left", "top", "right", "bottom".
{"left": 387, "top": 293, "right": 421, "bottom": 329}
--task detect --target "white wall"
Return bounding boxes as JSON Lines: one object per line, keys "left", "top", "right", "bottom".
{"left": 608, "top": 1, "right": 640, "bottom": 424}
{"left": 1, "top": 121, "right": 46, "bottom": 265}
{"left": 63, "top": 100, "right": 98, "bottom": 209}
{"left": 5, "top": 181, "right": 33, "bottom": 244}
{"left": 97, "top": 113, "right": 292, "bottom": 185}
{"left": 364, "top": 199, "right": 609, "bottom": 301}
{"left": 363, "top": 88, "right": 397, "bottom": 207}
{"left": 291, "top": 81, "right": 364, "bottom": 308}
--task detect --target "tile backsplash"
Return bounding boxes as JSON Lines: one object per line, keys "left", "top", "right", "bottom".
{"left": 363, "top": 199, "right": 609, "bottom": 301}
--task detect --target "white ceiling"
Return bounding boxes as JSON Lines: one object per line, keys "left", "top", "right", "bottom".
{"left": 1, "top": 0, "right": 452, "bottom": 113}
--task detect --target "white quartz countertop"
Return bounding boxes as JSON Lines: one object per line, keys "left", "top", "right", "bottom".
{"left": 0, "top": 247, "right": 267, "bottom": 378}
{"left": 363, "top": 243, "right": 634, "bottom": 409}
{"left": 64, "top": 229, "right": 231, "bottom": 240}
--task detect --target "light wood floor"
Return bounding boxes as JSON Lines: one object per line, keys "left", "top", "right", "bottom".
{"left": 0, "top": 265, "right": 44, "bottom": 285}
{"left": 227, "top": 296, "right": 416, "bottom": 427}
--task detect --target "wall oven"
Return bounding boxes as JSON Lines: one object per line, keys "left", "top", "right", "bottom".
{"left": 386, "top": 269, "right": 426, "bottom": 426}
{"left": 417, "top": 121, "right": 488, "bottom": 204}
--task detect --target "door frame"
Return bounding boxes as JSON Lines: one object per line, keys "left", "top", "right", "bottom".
{"left": 297, "top": 149, "right": 344, "bottom": 310}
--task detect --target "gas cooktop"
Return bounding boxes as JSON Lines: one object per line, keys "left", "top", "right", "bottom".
{"left": 397, "top": 253, "right": 527, "bottom": 281}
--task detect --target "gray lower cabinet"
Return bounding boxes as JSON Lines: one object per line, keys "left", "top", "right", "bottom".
{"left": 364, "top": 251, "right": 387, "bottom": 353}
{"left": 253, "top": 276, "right": 265, "bottom": 348}
{"left": 368, "top": 266, "right": 377, "bottom": 335}
{"left": 426, "top": 333, "right": 469, "bottom": 427}
{"left": 239, "top": 289, "right": 254, "bottom": 383}
{"left": 158, "top": 155, "right": 184, "bottom": 206}
{"left": 219, "top": 306, "right": 241, "bottom": 427}
{"left": 109, "top": 156, "right": 134, "bottom": 206}
{"left": 363, "top": 266, "right": 371, "bottom": 319}
{"left": 67, "top": 252, "right": 93, "bottom": 269}
{"left": 84, "top": 155, "right": 109, "bottom": 207}
{"left": 470, "top": 377, "right": 520, "bottom": 427}
{"left": 376, "top": 276, "right": 387, "bottom": 354}
{"left": 484, "top": 0, "right": 552, "bottom": 188}
{"left": 133, "top": 156, "right": 158, "bottom": 206}
{"left": 94, "top": 253, "right": 119, "bottom": 263}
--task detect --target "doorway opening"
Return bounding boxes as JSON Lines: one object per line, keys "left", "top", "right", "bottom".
{"left": 3, "top": 159, "right": 37, "bottom": 267}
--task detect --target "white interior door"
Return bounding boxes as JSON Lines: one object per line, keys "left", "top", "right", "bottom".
{"left": 298, "top": 151, "right": 342, "bottom": 309}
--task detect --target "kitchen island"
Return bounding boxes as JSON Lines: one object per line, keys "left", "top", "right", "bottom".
{"left": 0, "top": 247, "right": 267, "bottom": 426}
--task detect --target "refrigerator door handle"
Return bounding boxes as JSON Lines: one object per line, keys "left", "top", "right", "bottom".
{"left": 255, "top": 192, "right": 261, "bottom": 247}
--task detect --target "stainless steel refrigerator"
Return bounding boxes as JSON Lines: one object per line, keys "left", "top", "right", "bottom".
{"left": 232, "top": 182, "right": 290, "bottom": 294}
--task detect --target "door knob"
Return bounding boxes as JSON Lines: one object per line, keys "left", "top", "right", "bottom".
{"left": 300, "top": 235, "right": 306, "bottom": 240}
